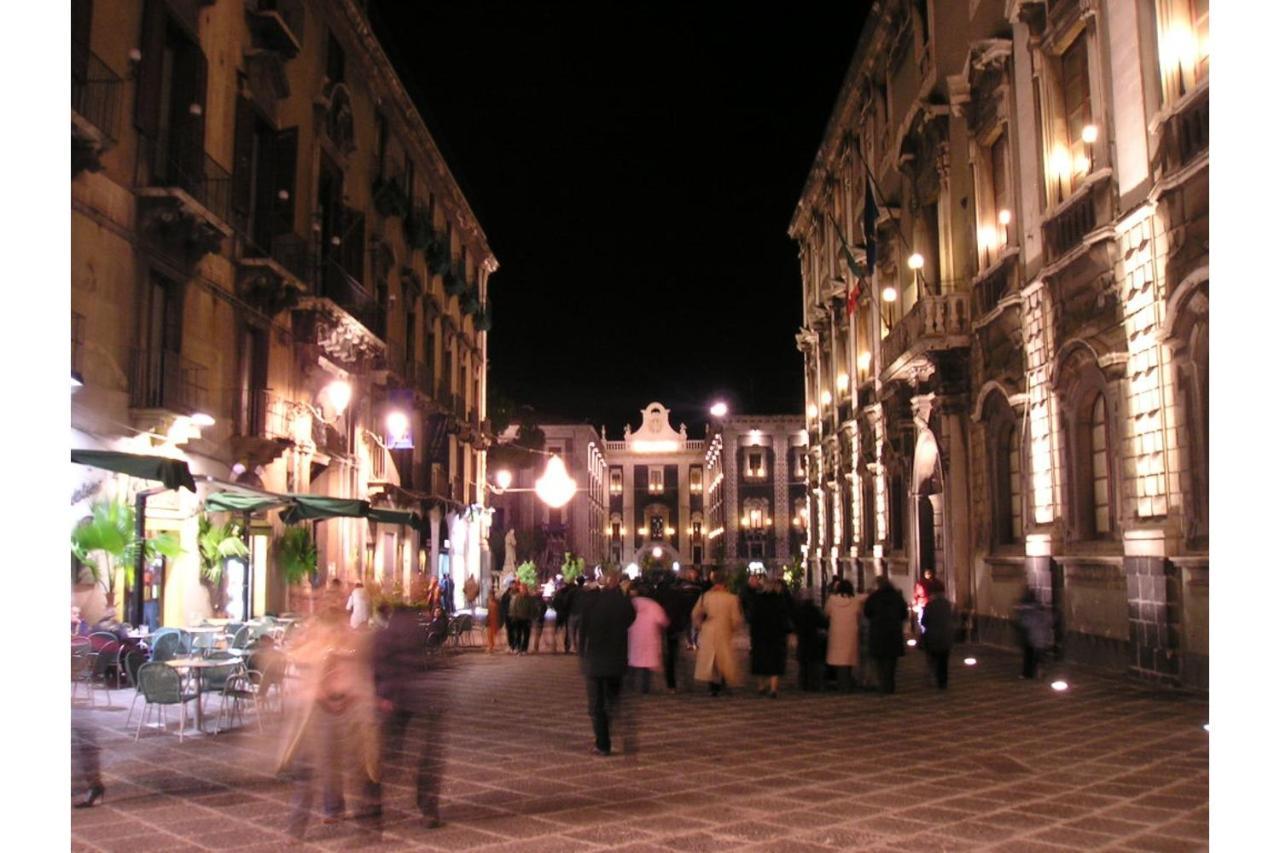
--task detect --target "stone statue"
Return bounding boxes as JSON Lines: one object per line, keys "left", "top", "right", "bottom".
{"left": 503, "top": 528, "right": 517, "bottom": 573}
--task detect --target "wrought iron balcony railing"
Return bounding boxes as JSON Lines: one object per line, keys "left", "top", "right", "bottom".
{"left": 72, "top": 50, "right": 123, "bottom": 144}
{"left": 319, "top": 259, "right": 385, "bottom": 340}
{"left": 136, "top": 121, "right": 233, "bottom": 226}
{"left": 129, "top": 348, "right": 209, "bottom": 415}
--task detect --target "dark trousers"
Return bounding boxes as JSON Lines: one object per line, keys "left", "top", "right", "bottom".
{"left": 364, "top": 700, "right": 442, "bottom": 822}
{"left": 629, "top": 666, "right": 652, "bottom": 694}
{"left": 585, "top": 676, "right": 622, "bottom": 753}
{"left": 798, "top": 659, "right": 823, "bottom": 691}
{"left": 874, "top": 656, "right": 899, "bottom": 694}
{"left": 928, "top": 650, "right": 950, "bottom": 689}
{"left": 509, "top": 620, "right": 529, "bottom": 651}
{"left": 832, "top": 665, "right": 855, "bottom": 692}
{"left": 662, "top": 631, "right": 682, "bottom": 690}
{"left": 1022, "top": 644, "right": 1040, "bottom": 679}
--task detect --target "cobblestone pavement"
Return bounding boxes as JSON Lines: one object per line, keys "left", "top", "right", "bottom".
{"left": 70, "top": 639, "right": 1208, "bottom": 852}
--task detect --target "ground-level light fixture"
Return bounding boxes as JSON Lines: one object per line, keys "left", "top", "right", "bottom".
{"left": 964, "top": 657, "right": 977, "bottom": 666}
{"left": 1050, "top": 680, "right": 1069, "bottom": 691}
{"left": 907, "top": 638, "right": 917, "bottom": 647}
{"left": 882, "top": 286, "right": 898, "bottom": 303}
{"left": 325, "top": 379, "right": 352, "bottom": 414}
{"left": 710, "top": 401, "right": 728, "bottom": 418}
{"left": 494, "top": 469, "right": 513, "bottom": 491}
{"left": 907, "top": 252, "right": 925, "bottom": 271}
{"left": 534, "top": 455, "right": 577, "bottom": 508}
{"left": 386, "top": 410, "right": 409, "bottom": 441}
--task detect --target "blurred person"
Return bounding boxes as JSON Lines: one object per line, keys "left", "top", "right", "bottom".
{"left": 791, "top": 588, "right": 827, "bottom": 692}
{"left": 71, "top": 605, "right": 90, "bottom": 638}
{"left": 463, "top": 575, "right": 479, "bottom": 611}
{"left": 499, "top": 582, "right": 516, "bottom": 652}
{"left": 440, "top": 573, "right": 455, "bottom": 615}
{"left": 277, "top": 600, "right": 379, "bottom": 839}
{"left": 749, "top": 578, "right": 792, "bottom": 698}
{"left": 508, "top": 584, "right": 535, "bottom": 655}
{"left": 566, "top": 576, "right": 586, "bottom": 653}
{"left": 658, "top": 568, "right": 703, "bottom": 692}
{"left": 627, "top": 583, "right": 669, "bottom": 695}
{"left": 692, "top": 570, "right": 745, "bottom": 696}
{"left": 920, "top": 587, "right": 954, "bottom": 689}
{"left": 825, "top": 579, "right": 864, "bottom": 692}
{"left": 551, "top": 580, "right": 573, "bottom": 653}
{"left": 485, "top": 585, "right": 502, "bottom": 653}
{"left": 912, "top": 568, "right": 945, "bottom": 636}
{"left": 346, "top": 582, "right": 371, "bottom": 630}
{"left": 363, "top": 605, "right": 446, "bottom": 830}
{"left": 530, "top": 591, "right": 549, "bottom": 653}
{"left": 1014, "top": 587, "right": 1053, "bottom": 679}
{"left": 864, "top": 576, "right": 908, "bottom": 694}
{"left": 579, "top": 570, "right": 635, "bottom": 755}
{"left": 71, "top": 712, "right": 103, "bottom": 808}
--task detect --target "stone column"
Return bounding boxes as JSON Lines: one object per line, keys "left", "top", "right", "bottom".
{"left": 1123, "top": 529, "right": 1181, "bottom": 684}
{"left": 939, "top": 394, "right": 974, "bottom": 613}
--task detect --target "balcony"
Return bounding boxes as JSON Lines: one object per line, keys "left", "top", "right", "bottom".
{"left": 1041, "top": 168, "right": 1114, "bottom": 266}
{"left": 230, "top": 389, "right": 294, "bottom": 467}
{"left": 237, "top": 232, "right": 310, "bottom": 316}
{"left": 135, "top": 122, "right": 234, "bottom": 263}
{"left": 879, "top": 291, "right": 971, "bottom": 381}
{"left": 129, "top": 349, "right": 210, "bottom": 416}
{"left": 1155, "top": 83, "right": 1209, "bottom": 180}
{"left": 245, "top": 0, "right": 304, "bottom": 58}
{"left": 972, "top": 246, "right": 1021, "bottom": 319}
{"left": 311, "top": 414, "right": 348, "bottom": 457}
{"left": 318, "top": 259, "right": 385, "bottom": 341}
{"left": 71, "top": 51, "right": 123, "bottom": 175}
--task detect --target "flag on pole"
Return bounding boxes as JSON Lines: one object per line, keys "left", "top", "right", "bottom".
{"left": 847, "top": 277, "right": 862, "bottom": 317}
{"left": 827, "top": 212, "right": 867, "bottom": 280}
{"left": 863, "top": 170, "right": 878, "bottom": 276}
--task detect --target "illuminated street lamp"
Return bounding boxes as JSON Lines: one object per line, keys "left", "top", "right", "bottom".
{"left": 386, "top": 410, "right": 409, "bottom": 441}
{"left": 534, "top": 455, "right": 577, "bottom": 508}
{"left": 709, "top": 401, "right": 728, "bottom": 418}
{"left": 325, "top": 379, "right": 352, "bottom": 414}
{"left": 494, "top": 469, "right": 513, "bottom": 491}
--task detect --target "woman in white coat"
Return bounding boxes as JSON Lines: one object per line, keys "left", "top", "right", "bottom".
{"left": 824, "top": 579, "right": 864, "bottom": 691}
{"left": 691, "top": 571, "right": 745, "bottom": 696}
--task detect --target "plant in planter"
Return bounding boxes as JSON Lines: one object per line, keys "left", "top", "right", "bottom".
{"left": 71, "top": 498, "right": 182, "bottom": 612}
{"left": 781, "top": 556, "right": 806, "bottom": 591}
{"left": 197, "top": 515, "right": 249, "bottom": 615}
{"left": 276, "top": 525, "right": 318, "bottom": 587}
{"left": 560, "top": 552, "right": 584, "bottom": 585}
{"left": 372, "top": 174, "right": 410, "bottom": 219}
{"left": 404, "top": 205, "right": 434, "bottom": 251}
{"left": 443, "top": 266, "right": 467, "bottom": 297}
{"left": 426, "top": 237, "right": 451, "bottom": 275}
{"left": 515, "top": 560, "right": 540, "bottom": 589}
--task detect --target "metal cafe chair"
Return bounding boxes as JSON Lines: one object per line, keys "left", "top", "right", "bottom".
{"left": 133, "top": 663, "right": 200, "bottom": 742}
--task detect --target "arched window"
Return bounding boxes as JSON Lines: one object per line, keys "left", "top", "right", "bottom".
{"left": 1089, "top": 394, "right": 1112, "bottom": 536}
{"left": 984, "top": 392, "right": 1023, "bottom": 547}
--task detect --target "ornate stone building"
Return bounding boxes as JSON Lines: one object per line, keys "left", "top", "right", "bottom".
{"left": 71, "top": 0, "right": 497, "bottom": 622}
{"left": 790, "top": 0, "right": 1207, "bottom": 687}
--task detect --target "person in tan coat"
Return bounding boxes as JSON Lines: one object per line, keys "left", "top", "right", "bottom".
{"left": 824, "top": 579, "right": 865, "bottom": 691}
{"left": 691, "top": 570, "right": 745, "bottom": 696}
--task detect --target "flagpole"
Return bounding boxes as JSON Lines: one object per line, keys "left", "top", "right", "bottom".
{"left": 850, "top": 139, "right": 932, "bottom": 298}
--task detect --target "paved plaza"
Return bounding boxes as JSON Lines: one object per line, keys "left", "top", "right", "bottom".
{"left": 70, "top": 640, "right": 1208, "bottom": 852}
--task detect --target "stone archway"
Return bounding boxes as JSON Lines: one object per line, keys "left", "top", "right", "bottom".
{"left": 627, "top": 540, "right": 685, "bottom": 572}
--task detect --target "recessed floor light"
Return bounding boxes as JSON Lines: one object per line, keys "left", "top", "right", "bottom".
{"left": 1050, "top": 680, "right": 1069, "bottom": 691}
{"left": 963, "top": 657, "right": 977, "bottom": 666}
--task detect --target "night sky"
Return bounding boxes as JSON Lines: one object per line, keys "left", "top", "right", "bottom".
{"left": 368, "top": 2, "right": 869, "bottom": 436}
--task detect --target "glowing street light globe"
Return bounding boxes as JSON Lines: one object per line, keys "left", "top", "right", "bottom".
{"left": 534, "top": 455, "right": 577, "bottom": 508}
{"left": 710, "top": 401, "right": 728, "bottom": 418}
{"left": 325, "top": 379, "right": 352, "bottom": 414}
{"left": 494, "top": 469, "right": 513, "bottom": 491}
{"left": 386, "top": 410, "right": 409, "bottom": 441}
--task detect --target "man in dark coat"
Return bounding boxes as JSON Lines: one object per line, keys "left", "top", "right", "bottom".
{"left": 578, "top": 571, "right": 635, "bottom": 756}
{"left": 863, "top": 575, "right": 908, "bottom": 694}
{"left": 658, "top": 568, "right": 703, "bottom": 692}
{"left": 498, "top": 583, "right": 515, "bottom": 652}
{"left": 920, "top": 589, "right": 954, "bottom": 689}
{"left": 748, "top": 579, "right": 792, "bottom": 697}
{"left": 791, "top": 589, "right": 827, "bottom": 692}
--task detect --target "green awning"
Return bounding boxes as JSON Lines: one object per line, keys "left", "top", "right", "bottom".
{"left": 368, "top": 507, "right": 420, "bottom": 528}
{"left": 205, "top": 492, "right": 291, "bottom": 514}
{"left": 71, "top": 450, "right": 197, "bottom": 492}
{"left": 280, "top": 496, "right": 370, "bottom": 525}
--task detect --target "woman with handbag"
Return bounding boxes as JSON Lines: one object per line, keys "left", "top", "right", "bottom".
{"left": 691, "top": 570, "right": 745, "bottom": 696}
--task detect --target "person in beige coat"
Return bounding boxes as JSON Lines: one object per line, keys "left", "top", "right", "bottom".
{"left": 691, "top": 571, "right": 745, "bottom": 696}
{"left": 825, "top": 579, "right": 865, "bottom": 691}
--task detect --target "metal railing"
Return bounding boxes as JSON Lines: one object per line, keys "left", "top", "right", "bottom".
{"left": 71, "top": 51, "right": 123, "bottom": 142}
{"left": 1043, "top": 189, "right": 1096, "bottom": 261}
{"left": 246, "top": 0, "right": 305, "bottom": 51}
{"left": 129, "top": 348, "right": 209, "bottom": 414}
{"left": 319, "top": 260, "right": 385, "bottom": 339}
{"left": 1173, "top": 87, "right": 1209, "bottom": 168}
{"left": 136, "top": 121, "right": 233, "bottom": 226}
{"left": 240, "top": 389, "right": 291, "bottom": 440}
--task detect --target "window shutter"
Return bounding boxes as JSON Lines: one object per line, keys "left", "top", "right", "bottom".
{"left": 231, "top": 96, "right": 256, "bottom": 234}
{"left": 134, "top": 0, "right": 167, "bottom": 136}
{"left": 271, "top": 127, "right": 298, "bottom": 236}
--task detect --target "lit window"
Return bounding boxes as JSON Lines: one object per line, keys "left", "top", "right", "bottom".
{"left": 610, "top": 468, "right": 622, "bottom": 494}
{"left": 690, "top": 466, "right": 703, "bottom": 493}
{"left": 748, "top": 452, "right": 764, "bottom": 479}
{"left": 648, "top": 467, "right": 664, "bottom": 494}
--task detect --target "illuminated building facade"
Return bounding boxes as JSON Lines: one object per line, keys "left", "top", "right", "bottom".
{"left": 790, "top": 0, "right": 1208, "bottom": 687}
{"left": 71, "top": 0, "right": 497, "bottom": 623}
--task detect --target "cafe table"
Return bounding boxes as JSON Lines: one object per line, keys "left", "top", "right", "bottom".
{"left": 163, "top": 656, "right": 232, "bottom": 733}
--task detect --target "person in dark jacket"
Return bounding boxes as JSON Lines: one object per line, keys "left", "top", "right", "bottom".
{"left": 1013, "top": 587, "right": 1053, "bottom": 679}
{"left": 748, "top": 579, "right": 792, "bottom": 698}
{"left": 791, "top": 588, "right": 827, "bottom": 691}
{"left": 863, "top": 575, "right": 908, "bottom": 694}
{"left": 551, "top": 583, "right": 572, "bottom": 652}
{"left": 566, "top": 577, "right": 585, "bottom": 654}
{"left": 658, "top": 569, "right": 703, "bottom": 692}
{"left": 363, "top": 606, "right": 445, "bottom": 829}
{"left": 498, "top": 583, "right": 514, "bottom": 652}
{"left": 920, "top": 589, "right": 955, "bottom": 689}
{"left": 578, "top": 571, "right": 636, "bottom": 756}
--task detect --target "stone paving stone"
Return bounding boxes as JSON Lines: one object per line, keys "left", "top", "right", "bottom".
{"left": 72, "top": 643, "right": 1208, "bottom": 850}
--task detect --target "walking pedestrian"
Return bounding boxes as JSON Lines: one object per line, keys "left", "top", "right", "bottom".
{"left": 485, "top": 586, "right": 501, "bottom": 654}
{"left": 692, "top": 570, "right": 745, "bottom": 696}
{"left": 658, "top": 568, "right": 702, "bottom": 692}
{"left": 508, "top": 584, "right": 534, "bottom": 655}
{"left": 824, "top": 579, "right": 864, "bottom": 692}
{"left": 72, "top": 712, "right": 104, "bottom": 808}
{"left": 463, "top": 575, "right": 479, "bottom": 612}
{"left": 791, "top": 588, "right": 827, "bottom": 691}
{"left": 863, "top": 575, "right": 908, "bottom": 694}
{"left": 749, "top": 578, "right": 792, "bottom": 698}
{"left": 346, "top": 582, "right": 371, "bottom": 629}
{"left": 363, "top": 605, "right": 445, "bottom": 829}
{"left": 530, "top": 592, "right": 548, "bottom": 653}
{"left": 920, "top": 587, "right": 954, "bottom": 689}
{"left": 566, "top": 576, "right": 586, "bottom": 653}
{"left": 627, "top": 583, "right": 668, "bottom": 694}
{"left": 579, "top": 571, "right": 635, "bottom": 755}
{"left": 499, "top": 582, "right": 515, "bottom": 652}
{"left": 912, "top": 568, "right": 945, "bottom": 636}
{"left": 1013, "top": 587, "right": 1053, "bottom": 679}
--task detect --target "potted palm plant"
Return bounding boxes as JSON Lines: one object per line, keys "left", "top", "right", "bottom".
{"left": 71, "top": 498, "right": 182, "bottom": 615}
{"left": 276, "top": 526, "right": 318, "bottom": 588}
{"left": 197, "top": 515, "right": 250, "bottom": 616}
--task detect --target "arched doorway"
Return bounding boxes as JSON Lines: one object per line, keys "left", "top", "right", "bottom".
{"left": 627, "top": 541, "right": 685, "bottom": 578}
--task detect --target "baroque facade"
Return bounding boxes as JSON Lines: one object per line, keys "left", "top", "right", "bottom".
{"left": 790, "top": 0, "right": 1207, "bottom": 687}
{"left": 71, "top": 0, "right": 497, "bottom": 622}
